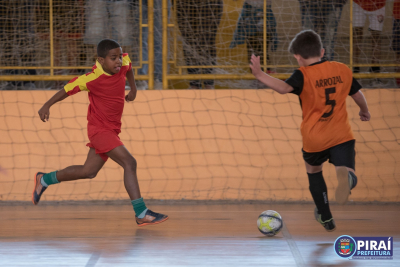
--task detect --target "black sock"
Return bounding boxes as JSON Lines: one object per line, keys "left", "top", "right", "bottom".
{"left": 308, "top": 171, "right": 332, "bottom": 221}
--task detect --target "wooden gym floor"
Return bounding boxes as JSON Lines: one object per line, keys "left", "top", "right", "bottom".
{"left": 0, "top": 203, "right": 398, "bottom": 267}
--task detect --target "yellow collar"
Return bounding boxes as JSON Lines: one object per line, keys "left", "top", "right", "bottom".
{"left": 95, "top": 61, "right": 112, "bottom": 76}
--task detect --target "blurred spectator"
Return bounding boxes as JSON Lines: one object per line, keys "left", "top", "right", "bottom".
{"left": 0, "top": 0, "right": 37, "bottom": 89}
{"left": 136, "top": 0, "right": 171, "bottom": 90}
{"left": 392, "top": 0, "right": 400, "bottom": 87}
{"left": 83, "top": 0, "right": 134, "bottom": 64}
{"left": 352, "top": 0, "right": 386, "bottom": 87}
{"left": 298, "top": 0, "right": 347, "bottom": 61}
{"left": 175, "top": 0, "right": 223, "bottom": 89}
{"left": 53, "top": 0, "right": 85, "bottom": 88}
{"left": 230, "top": 0, "right": 278, "bottom": 75}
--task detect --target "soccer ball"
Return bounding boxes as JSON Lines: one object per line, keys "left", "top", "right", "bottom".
{"left": 257, "top": 210, "right": 283, "bottom": 236}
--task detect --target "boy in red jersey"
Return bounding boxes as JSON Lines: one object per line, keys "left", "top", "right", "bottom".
{"left": 250, "top": 30, "right": 371, "bottom": 232}
{"left": 33, "top": 39, "right": 168, "bottom": 227}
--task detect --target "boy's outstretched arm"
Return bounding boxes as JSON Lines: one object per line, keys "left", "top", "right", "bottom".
{"left": 125, "top": 69, "right": 137, "bottom": 102}
{"left": 351, "top": 90, "right": 370, "bottom": 121}
{"left": 38, "top": 89, "right": 69, "bottom": 122}
{"left": 250, "top": 54, "right": 294, "bottom": 94}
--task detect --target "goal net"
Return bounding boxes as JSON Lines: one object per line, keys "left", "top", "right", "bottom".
{"left": 0, "top": 1, "right": 399, "bottom": 203}
{"left": 0, "top": 89, "right": 399, "bottom": 202}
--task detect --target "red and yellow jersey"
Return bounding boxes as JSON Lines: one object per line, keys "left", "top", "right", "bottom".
{"left": 64, "top": 53, "right": 132, "bottom": 137}
{"left": 354, "top": 0, "right": 386, "bottom": 11}
{"left": 286, "top": 61, "right": 361, "bottom": 153}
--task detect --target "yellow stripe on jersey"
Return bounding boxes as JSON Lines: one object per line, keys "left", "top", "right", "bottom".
{"left": 65, "top": 53, "right": 131, "bottom": 95}
{"left": 64, "top": 71, "right": 100, "bottom": 95}
{"left": 122, "top": 54, "right": 131, "bottom": 66}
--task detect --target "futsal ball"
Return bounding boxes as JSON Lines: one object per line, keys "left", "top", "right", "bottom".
{"left": 257, "top": 210, "right": 283, "bottom": 236}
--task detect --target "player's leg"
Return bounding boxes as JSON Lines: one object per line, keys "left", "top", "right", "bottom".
{"left": 109, "top": 0, "right": 134, "bottom": 60}
{"left": 56, "top": 148, "right": 106, "bottom": 182}
{"left": 106, "top": 145, "right": 168, "bottom": 226}
{"left": 175, "top": 0, "right": 201, "bottom": 89}
{"left": 370, "top": 30, "right": 382, "bottom": 70}
{"left": 368, "top": 7, "right": 385, "bottom": 86}
{"left": 323, "top": 2, "right": 343, "bottom": 61}
{"left": 329, "top": 140, "right": 357, "bottom": 205}
{"left": 334, "top": 167, "right": 351, "bottom": 205}
{"left": 83, "top": 0, "right": 107, "bottom": 64}
{"left": 335, "top": 166, "right": 357, "bottom": 204}
{"left": 303, "top": 149, "right": 335, "bottom": 231}
{"left": 32, "top": 148, "right": 106, "bottom": 205}
{"left": 352, "top": 2, "right": 366, "bottom": 73}
{"left": 392, "top": 18, "right": 400, "bottom": 87}
{"left": 352, "top": 26, "right": 363, "bottom": 73}
{"left": 201, "top": 0, "right": 222, "bottom": 89}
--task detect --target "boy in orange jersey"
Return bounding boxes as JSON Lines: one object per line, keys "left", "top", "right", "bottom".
{"left": 33, "top": 39, "right": 168, "bottom": 227}
{"left": 250, "top": 30, "right": 371, "bottom": 232}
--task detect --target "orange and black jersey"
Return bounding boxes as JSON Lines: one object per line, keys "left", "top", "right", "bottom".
{"left": 285, "top": 60, "right": 362, "bottom": 153}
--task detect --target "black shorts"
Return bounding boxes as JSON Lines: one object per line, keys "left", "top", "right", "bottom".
{"left": 302, "top": 140, "right": 356, "bottom": 170}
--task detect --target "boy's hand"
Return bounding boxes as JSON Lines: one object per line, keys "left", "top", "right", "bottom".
{"left": 38, "top": 105, "right": 50, "bottom": 122}
{"left": 125, "top": 91, "right": 136, "bottom": 102}
{"left": 250, "top": 54, "right": 263, "bottom": 78}
{"left": 359, "top": 110, "right": 370, "bottom": 121}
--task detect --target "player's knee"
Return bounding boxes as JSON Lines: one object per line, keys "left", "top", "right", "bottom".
{"left": 85, "top": 170, "right": 99, "bottom": 179}
{"left": 124, "top": 156, "right": 137, "bottom": 171}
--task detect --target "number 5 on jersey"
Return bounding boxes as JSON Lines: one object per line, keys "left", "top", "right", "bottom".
{"left": 322, "top": 87, "right": 336, "bottom": 118}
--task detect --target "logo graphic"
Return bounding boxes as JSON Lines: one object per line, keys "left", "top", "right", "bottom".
{"left": 334, "top": 235, "right": 356, "bottom": 258}
{"left": 339, "top": 239, "right": 352, "bottom": 255}
{"left": 377, "top": 15, "right": 384, "bottom": 23}
{"left": 352, "top": 237, "right": 393, "bottom": 260}
{"left": 334, "top": 236, "right": 393, "bottom": 260}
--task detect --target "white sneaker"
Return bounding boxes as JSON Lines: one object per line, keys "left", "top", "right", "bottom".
{"left": 23, "top": 82, "right": 36, "bottom": 89}
{"left": 0, "top": 81, "right": 9, "bottom": 90}
{"left": 136, "top": 80, "right": 148, "bottom": 90}
{"left": 154, "top": 79, "right": 163, "bottom": 90}
{"left": 369, "top": 79, "right": 386, "bottom": 88}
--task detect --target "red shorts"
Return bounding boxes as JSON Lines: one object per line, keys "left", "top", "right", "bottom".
{"left": 86, "top": 131, "right": 123, "bottom": 162}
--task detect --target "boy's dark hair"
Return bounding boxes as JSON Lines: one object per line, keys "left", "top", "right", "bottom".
{"left": 97, "top": 39, "right": 121, "bottom": 58}
{"left": 288, "top": 30, "right": 323, "bottom": 59}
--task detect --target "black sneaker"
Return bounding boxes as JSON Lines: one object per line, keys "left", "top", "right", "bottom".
{"left": 32, "top": 172, "right": 47, "bottom": 205}
{"left": 314, "top": 208, "right": 336, "bottom": 232}
{"left": 349, "top": 171, "right": 357, "bottom": 191}
{"left": 136, "top": 209, "right": 169, "bottom": 227}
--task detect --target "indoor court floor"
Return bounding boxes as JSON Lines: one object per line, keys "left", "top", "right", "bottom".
{"left": 0, "top": 203, "right": 398, "bottom": 267}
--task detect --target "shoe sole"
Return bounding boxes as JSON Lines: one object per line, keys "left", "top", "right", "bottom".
{"left": 336, "top": 167, "right": 350, "bottom": 205}
{"left": 32, "top": 172, "right": 39, "bottom": 205}
{"left": 137, "top": 216, "right": 169, "bottom": 227}
{"left": 32, "top": 172, "right": 45, "bottom": 205}
{"left": 326, "top": 227, "right": 336, "bottom": 232}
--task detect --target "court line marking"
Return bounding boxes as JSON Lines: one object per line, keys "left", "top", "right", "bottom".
{"left": 11, "top": 210, "right": 396, "bottom": 213}
{"left": 282, "top": 223, "right": 306, "bottom": 267}
{"left": 85, "top": 252, "right": 101, "bottom": 267}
